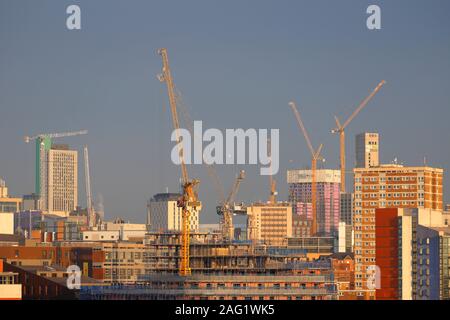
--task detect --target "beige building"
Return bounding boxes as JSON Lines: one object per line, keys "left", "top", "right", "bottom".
{"left": 247, "top": 202, "right": 292, "bottom": 245}
{"left": 100, "top": 242, "right": 145, "bottom": 284}
{"left": 148, "top": 193, "right": 199, "bottom": 232}
{"left": 353, "top": 164, "right": 443, "bottom": 297}
{"left": 355, "top": 132, "right": 379, "bottom": 168}
{"left": 0, "top": 260, "right": 22, "bottom": 300}
{"left": 0, "top": 179, "right": 22, "bottom": 235}
{"left": 84, "top": 220, "right": 148, "bottom": 241}
{"left": 0, "top": 179, "right": 22, "bottom": 214}
{"left": 47, "top": 146, "right": 78, "bottom": 215}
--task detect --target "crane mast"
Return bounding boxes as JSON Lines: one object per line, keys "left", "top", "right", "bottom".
{"left": 218, "top": 170, "right": 245, "bottom": 241}
{"left": 332, "top": 80, "right": 386, "bottom": 192}
{"left": 289, "top": 101, "right": 322, "bottom": 236}
{"left": 84, "top": 146, "right": 95, "bottom": 227}
{"left": 158, "top": 48, "right": 201, "bottom": 276}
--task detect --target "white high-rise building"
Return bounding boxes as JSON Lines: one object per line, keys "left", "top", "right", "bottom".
{"left": 148, "top": 193, "right": 200, "bottom": 232}
{"left": 47, "top": 145, "right": 78, "bottom": 215}
{"left": 355, "top": 132, "right": 379, "bottom": 168}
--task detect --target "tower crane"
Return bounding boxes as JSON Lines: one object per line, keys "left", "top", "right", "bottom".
{"left": 289, "top": 101, "right": 322, "bottom": 236}
{"left": 24, "top": 130, "right": 88, "bottom": 143}
{"left": 174, "top": 88, "right": 226, "bottom": 205}
{"left": 158, "top": 48, "right": 201, "bottom": 276}
{"left": 216, "top": 170, "right": 246, "bottom": 241}
{"left": 24, "top": 130, "right": 88, "bottom": 201}
{"left": 83, "top": 146, "right": 96, "bottom": 228}
{"left": 331, "top": 80, "right": 386, "bottom": 192}
{"left": 173, "top": 85, "right": 245, "bottom": 242}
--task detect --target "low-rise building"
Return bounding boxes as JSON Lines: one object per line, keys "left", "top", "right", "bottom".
{"left": 0, "top": 259, "right": 22, "bottom": 300}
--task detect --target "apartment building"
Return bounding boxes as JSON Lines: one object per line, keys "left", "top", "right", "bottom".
{"left": 288, "top": 169, "right": 341, "bottom": 236}
{"left": 246, "top": 203, "right": 292, "bottom": 245}
{"left": 353, "top": 165, "right": 443, "bottom": 299}
{"left": 47, "top": 145, "right": 78, "bottom": 215}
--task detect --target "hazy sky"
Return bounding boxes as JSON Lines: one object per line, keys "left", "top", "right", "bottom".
{"left": 1, "top": 0, "right": 449, "bottom": 223}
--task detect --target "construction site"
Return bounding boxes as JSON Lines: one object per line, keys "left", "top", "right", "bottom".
{"left": 72, "top": 48, "right": 372, "bottom": 300}
{"left": 0, "top": 46, "right": 390, "bottom": 301}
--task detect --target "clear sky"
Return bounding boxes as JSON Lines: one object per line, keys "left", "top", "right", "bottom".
{"left": 1, "top": 0, "right": 449, "bottom": 223}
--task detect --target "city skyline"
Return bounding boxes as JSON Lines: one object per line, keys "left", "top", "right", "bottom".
{"left": 1, "top": 0, "right": 450, "bottom": 223}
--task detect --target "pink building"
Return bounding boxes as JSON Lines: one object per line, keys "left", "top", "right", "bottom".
{"left": 288, "top": 170, "right": 341, "bottom": 236}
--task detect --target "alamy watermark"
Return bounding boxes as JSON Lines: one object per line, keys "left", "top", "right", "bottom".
{"left": 67, "top": 265, "right": 81, "bottom": 289}
{"left": 170, "top": 121, "right": 279, "bottom": 176}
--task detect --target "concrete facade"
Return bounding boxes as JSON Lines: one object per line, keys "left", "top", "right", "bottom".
{"left": 47, "top": 147, "right": 78, "bottom": 215}
{"left": 355, "top": 132, "right": 379, "bottom": 168}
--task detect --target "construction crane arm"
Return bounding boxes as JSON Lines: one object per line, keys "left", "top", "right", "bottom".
{"left": 341, "top": 80, "right": 386, "bottom": 129}
{"left": 174, "top": 88, "right": 226, "bottom": 204}
{"left": 289, "top": 101, "right": 315, "bottom": 157}
{"left": 25, "top": 130, "right": 88, "bottom": 143}
{"left": 158, "top": 48, "right": 189, "bottom": 185}
{"left": 314, "top": 144, "right": 323, "bottom": 160}
{"left": 225, "top": 170, "right": 245, "bottom": 205}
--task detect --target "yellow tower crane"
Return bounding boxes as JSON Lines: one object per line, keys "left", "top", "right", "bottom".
{"left": 157, "top": 48, "right": 201, "bottom": 276}
{"left": 289, "top": 101, "right": 322, "bottom": 236}
{"left": 172, "top": 84, "right": 245, "bottom": 243}
{"left": 331, "top": 80, "right": 386, "bottom": 192}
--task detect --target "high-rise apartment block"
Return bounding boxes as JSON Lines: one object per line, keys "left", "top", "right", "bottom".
{"left": 353, "top": 164, "right": 443, "bottom": 298}
{"left": 355, "top": 132, "right": 379, "bottom": 168}
{"left": 148, "top": 193, "right": 200, "bottom": 232}
{"left": 35, "top": 137, "right": 51, "bottom": 210}
{"left": 34, "top": 138, "right": 78, "bottom": 215}
{"left": 47, "top": 145, "right": 78, "bottom": 215}
{"left": 288, "top": 169, "right": 341, "bottom": 236}
{"left": 375, "top": 207, "right": 450, "bottom": 300}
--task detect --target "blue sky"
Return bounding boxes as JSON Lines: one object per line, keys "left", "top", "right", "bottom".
{"left": 1, "top": 0, "right": 449, "bottom": 223}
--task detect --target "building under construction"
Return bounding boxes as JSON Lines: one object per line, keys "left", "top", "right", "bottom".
{"left": 78, "top": 232, "right": 337, "bottom": 300}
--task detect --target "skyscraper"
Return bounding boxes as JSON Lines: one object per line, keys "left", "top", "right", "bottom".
{"left": 355, "top": 132, "right": 379, "bottom": 168}
{"left": 288, "top": 169, "right": 341, "bottom": 236}
{"left": 47, "top": 145, "right": 78, "bottom": 215}
{"left": 35, "top": 136, "right": 52, "bottom": 210}
{"left": 353, "top": 164, "right": 443, "bottom": 298}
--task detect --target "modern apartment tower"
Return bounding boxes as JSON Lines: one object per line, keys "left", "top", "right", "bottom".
{"left": 47, "top": 145, "right": 78, "bottom": 215}
{"left": 35, "top": 136, "right": 52, "bottom": 210}
{"left": 355, "top": 132, "right": 379, "bottom": 168}
{"left": 148, "top": 193, "right": 200, "bottom": 232}
{"left": 353, "top": 164, "right": 443, "bottom": 298}
{"left": 34, "top": 138, "right": 78, "bottom": 215}
{"left": 288, "top": 169, "right": 341, "bottom": 236}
